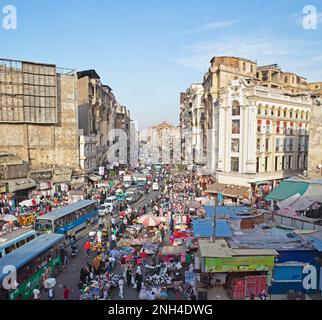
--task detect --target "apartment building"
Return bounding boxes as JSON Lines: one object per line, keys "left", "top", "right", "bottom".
{"left": 180, "top": 83, "right": 206, "bottom": 165}
{"left": 216, "top": 79, "right": 311, "bottom": 189}
{"left": 180, "top": 56, "right": 319, "bottom": 200}
{"left": 77, "top": 70, "right": 117, "bottom": 173}
{"left": 0, "top": 58, "right": 80, "bottom": 193}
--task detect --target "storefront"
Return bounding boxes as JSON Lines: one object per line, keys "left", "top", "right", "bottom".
{"left": 198, "top": 239, "right": 277, "bottom": 300}
{"left": 6, "top": 178, "right": 37, "bottom": 203}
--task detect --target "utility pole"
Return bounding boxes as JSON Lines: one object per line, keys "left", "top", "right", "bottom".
{"left": 211, "top": 184, "right": 217, "bottom": 243}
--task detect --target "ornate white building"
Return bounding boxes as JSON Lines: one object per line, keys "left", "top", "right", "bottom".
{"left": 216, "top": 79, "right": 311, "bottom": 187}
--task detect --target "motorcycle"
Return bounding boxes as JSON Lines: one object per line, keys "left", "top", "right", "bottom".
{"left": 71, "top": 243, "right": 79, "bottom": 257}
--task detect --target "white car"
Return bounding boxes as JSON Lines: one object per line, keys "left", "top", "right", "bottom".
{"left": 98, "top": 203, "right": 114, "bottom": 216}
{"left": 152, "top": 182, "right": 159, "bottom": 191}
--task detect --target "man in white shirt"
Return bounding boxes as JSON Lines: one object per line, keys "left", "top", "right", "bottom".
{"left": 33, "top": 288, "right": 40, "bottom": 300}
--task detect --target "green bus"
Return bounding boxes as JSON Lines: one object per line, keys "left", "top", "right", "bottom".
{"left": 0, "top": 234, "right": 64, "bottom": 300}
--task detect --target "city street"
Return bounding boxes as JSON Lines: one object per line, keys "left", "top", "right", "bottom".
{"left": 40, "top": 189, "right": 162, "bottom": 301}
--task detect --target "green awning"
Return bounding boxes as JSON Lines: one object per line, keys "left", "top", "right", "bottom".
{"left": 265, "top": 180, "right": 309, "bottom": 202}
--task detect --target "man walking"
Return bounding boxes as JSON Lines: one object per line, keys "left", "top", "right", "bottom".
{"left": 118, "top": 276, "right": 125, "bottom": 299}
{"left": 63, "top": 286, "right": 70, "bottom": 300}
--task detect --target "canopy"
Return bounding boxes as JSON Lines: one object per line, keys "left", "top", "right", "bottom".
{"left": 137, "top": 214, "right": 161, "bottom": 227}
{"left": 277, "top": 193, "right": 302, "bottom": 210}
{"left": 276, "top": 207, "right": 297, "bottom": 217}
{"left": 19, "top": 199, "right": 40, "bottom": 207}
{"left": 188, "top": 200, "right": 202, "bottom": 209}
{"left": 88, "top": 174, "right": 101, "bottom": 182}
{"left": 2, "top": 214, "right": 18, "bottom": 222}
{"left": 266, "top": 180, "right": 309, "bottom": 202}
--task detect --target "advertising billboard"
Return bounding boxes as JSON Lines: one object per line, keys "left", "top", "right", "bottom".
{"left": 205, "top": 256, "right": 275, "bottom": 273}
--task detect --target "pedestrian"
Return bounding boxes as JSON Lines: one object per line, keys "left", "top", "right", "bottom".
{"left": 33, "top": 288, "right": 40, "bottom": 300}
{"left": 126, "top": 266, "right": 132, "bottom": 287}
{"left": 48, "top": 287, "right": 55, "bottom": 300}
{"left": 135, "top": 271, "right": 143, "bottom": 293}
{"left": 84, "top": 241, "right": 91, "bottom": 257}
{"left": 120, "top": 256, "right": 127, "bottom": 277}
{"left": 63, "top": 286, "right": 70, "bottom": 300}
{"left": 118, "top": 276, "right": 125, "bottom": 299}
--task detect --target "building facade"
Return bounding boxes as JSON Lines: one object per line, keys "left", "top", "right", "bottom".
{"left": 216, "top": 79, "right": 311, "bottom": 189}
{"left": 180, "top": 56, "right": 321, "bottom": 197}
{"left": 180, "top": 84, "right": 206, "bottom": 166}
{"left": 0, "top": 58, "right": 80, "bottom": 172}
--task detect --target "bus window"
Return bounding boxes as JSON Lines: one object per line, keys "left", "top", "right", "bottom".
{"left": 16, "top": 239, "right": 26, "bottom": 249}
{"left": 26, "top": 235, "right": 36, "bottom": 243}
{"left": 35, "top": 220, "right": 53, "bottom": 234}
{"left": 5, "top": 245, "right": 16, "bottom": 255}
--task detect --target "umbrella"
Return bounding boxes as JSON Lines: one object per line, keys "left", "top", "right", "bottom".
{"left": 44, "top": 278, "right": 56, "bottom": 289}
{"left": 137, "top": 214, "right": 161, "bottom": 227}
{"left": 2, "top": 214, "right": 18, "bottom": 222}
{"left": 188, "top": 200, "right": 202, "bottom": 209}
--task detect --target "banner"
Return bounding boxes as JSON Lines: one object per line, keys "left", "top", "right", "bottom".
{"left": 205, "top": 256, "right": 275, "bottom": 273}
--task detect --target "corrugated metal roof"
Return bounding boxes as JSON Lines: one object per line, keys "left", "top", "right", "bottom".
{"left": 266, "top": 180, "right": 309, "bottom": 202}
{"left": 308, "top": 237, "right": 322, "bottom": 252}
{"left": 204, "top": 206, "right": 253, "bottom": 219}
{"left": 0, "top": 234, "right": 64, "bottom": 282}
{"left": 193, "top": 219, "right": 233, "bottom": 238}
{"left": 233, "top": 249, "right": 279, "bottom": 256}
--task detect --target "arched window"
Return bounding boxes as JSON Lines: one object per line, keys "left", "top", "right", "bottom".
{"left": 232, "top": 101, "right": 241, "bottom": 116}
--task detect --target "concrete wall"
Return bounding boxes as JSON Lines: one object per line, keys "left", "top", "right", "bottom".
{"left": 0, "top": 73, "right": 80, "bottom": 171}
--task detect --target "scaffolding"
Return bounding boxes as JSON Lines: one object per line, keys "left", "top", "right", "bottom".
{"left": 0, "top": 58, "right": 57, "bottom": 123}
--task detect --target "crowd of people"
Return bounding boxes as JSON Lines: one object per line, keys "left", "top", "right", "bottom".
{"left": 75, "top": 168, "right": 211, "bottom": 300}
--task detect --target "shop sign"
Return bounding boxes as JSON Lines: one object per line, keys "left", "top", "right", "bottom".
{"left": 205, "top": 256, "right": 275, "bottom": 273}
{"left": 99, "top": 167, "right": 105, "bottom": 176}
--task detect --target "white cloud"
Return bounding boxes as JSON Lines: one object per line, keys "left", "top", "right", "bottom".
{"left": 174, "top": 35, "right": 322, "bottom": 82}
{"left": 186, "top": 20, "right": 238, "bottom": 33}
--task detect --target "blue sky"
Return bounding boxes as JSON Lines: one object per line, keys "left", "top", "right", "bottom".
{"left": 1, "top": 0, "right": 322, "bottom": 128}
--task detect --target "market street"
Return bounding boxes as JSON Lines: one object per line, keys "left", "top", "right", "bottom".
{"left": 40, "top": 189, "right": 163, "bottom": 301}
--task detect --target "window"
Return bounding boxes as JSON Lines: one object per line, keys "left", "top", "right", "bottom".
{"left": 276, "top": 138, "right": 280, "bottom": 152}
{"left": 256, "top": 158, "right": 260, "bottom": 173}
{"left": 278, "top": 109, "right": 281, "bottom": 117}
{"left": 265, "top": 138, "right": 270, "bottom": 152}
{"left": 257, "top": 138, "right": 261, "bottom": 152}
{"left": 232, "top": 101, "right": 241, "bottom": 116}
{"left": 265, "top": 157, "right": 268, "bottom": 172}
{"left": 282, "top": 156, "right": 285, "bottom": 170}
{"left": 232, "top": 120, "right": 240, "bottom": 134}
{"left": 297, "top": 155, "right": 301, "bottom": 169}
{"left": 231, "top": 157, "right": 239, "bottom": 172}
{"left": 288, "top": 156, "right": 292, "bottom": 169}
{"left": 283, "top": 110, "right": 287, "bottom": 117}
{"left": 243, "top": 63, "right": 246, "bottom": 71}
{"left": 231, "top": 139, "right": 240, "bottom": 152}
{"left": 275, "top": 156, "right": 279, "bottom": 171}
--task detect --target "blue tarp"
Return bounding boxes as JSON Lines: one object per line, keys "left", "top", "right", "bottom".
{"left": 193, "top": 218, "right": 233, "bottom": 238}
{"left": 204, "top": 206, "right": 251, "bottom": 219}
{"left": 308, "top": 237, "right": 322, "bottom": 252}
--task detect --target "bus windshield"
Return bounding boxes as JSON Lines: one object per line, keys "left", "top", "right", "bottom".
{"left": 35, "top": 220, "right": 53, "bottom": 234}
